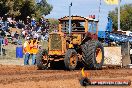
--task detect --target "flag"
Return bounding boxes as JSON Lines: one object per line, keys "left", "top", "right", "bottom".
{"left": 104, "top": 0, "right": 119, "bottom": 5}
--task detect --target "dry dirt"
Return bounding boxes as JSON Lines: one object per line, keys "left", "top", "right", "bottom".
{"left": 0, "top": 65, "right": 131, "bottom": 88}
{"left": 0, "top": 44, "right": 130, "bottom": 88}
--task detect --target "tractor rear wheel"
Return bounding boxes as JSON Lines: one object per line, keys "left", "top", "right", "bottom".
{"left": 64, "top": 49, "right": 78, "bottom": 70}
{"left": 36, "top": 49, "right": 49, "bottom": 70}
{"left": 82, "top": 40, "right": 104, "bottom": 69}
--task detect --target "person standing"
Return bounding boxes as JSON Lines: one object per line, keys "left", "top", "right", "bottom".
{"left": 0, "top": 35, "right": 5, "bottom": 55}
{"left": 31, "top": 17, "right": 36, "bottom": 30}
{"left": 26, "top": 16, "right": 31, "bottom": 25}
{"left": 23, "top": 37, "right": 31, "bottom": 65}
{"left": 30, "top": 36, "right": 39, "bottom": 65}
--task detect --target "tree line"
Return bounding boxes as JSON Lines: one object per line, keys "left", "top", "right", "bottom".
{"left": 109, "top": 4, "right": 132, "bottom": 31}
{"left": 0, "top": 0, "right": 53, "bottom": 21}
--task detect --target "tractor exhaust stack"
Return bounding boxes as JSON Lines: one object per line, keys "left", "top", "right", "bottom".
{"left": 68, "top": 2, "right": 72, "bottom": 36}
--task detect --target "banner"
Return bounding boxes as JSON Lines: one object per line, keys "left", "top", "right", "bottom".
{"left": 104, "top": 0, "right": 119, "bottom": 5}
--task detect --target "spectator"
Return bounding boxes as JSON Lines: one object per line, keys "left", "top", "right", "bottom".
{"left": 23, "top": 37, "right": 31, "bottom": 65}
{"left": 34, "top": 22, "right": 40, "bottom": 32}
{"left": 0, "top": 36, "right": 6, "bottom": 55}
{"left": 25, "top": 16, "right": 31, "bottom": 26}
{"left": 31, "top": 17, "right": 36, "bottom": 30}
{"left": 4, "top": 36, "right": 8, "bottom": 46}
{"left": 14, "top": 31, "right": 19, "bottom": 39}
{"left": 0, "top": 17, "right": 2, "bottom": 23}
{"left": 39, "top": 16, "right": 44, "bottom": 24}
{"left": 22, "top": 30, "right": 26, "bottom": 38}
{"left": 0, "top": 30, "right": 6, "bottom": 37}
{"left": 30, "top": 36, "right": 39, "bottom": 65}
{"left": 11, "top": 31, "right": 15, "bottom": 37}
{"left": 0, "top": 15, "right": 51, "bottom": 46}
{"left": 16, "top": 21, "right": 25, "bottom": 29}
{"left": 2, "top": 14, "right": 9, "bottom": 31}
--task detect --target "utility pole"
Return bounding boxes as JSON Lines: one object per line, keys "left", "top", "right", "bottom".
{"left": 98, "top": 0, "right": 102, "bottom": 21}
{"left": 118, "top": 0, "right": 121, "bottom": 31}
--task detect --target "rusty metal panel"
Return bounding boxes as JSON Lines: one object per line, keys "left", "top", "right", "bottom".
{"left": 72, "top": 34, "right": 82, "bottom": 45}
{"left": 49, "top": 34, "right": 62, "bottom": 50}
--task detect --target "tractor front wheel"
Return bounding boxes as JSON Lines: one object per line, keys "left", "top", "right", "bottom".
{"left": 36, "top": 49, "right": 49, "bottom": 70}
{"left": 64, "top": 49, "right": 78, "bottom": 70}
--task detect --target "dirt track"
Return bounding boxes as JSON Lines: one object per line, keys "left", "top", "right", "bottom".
{"left": 0, "top": 65, "right": 131, "bottom": 88}
{"left": 1, "top": 43, "right": 127, "bottom": 87}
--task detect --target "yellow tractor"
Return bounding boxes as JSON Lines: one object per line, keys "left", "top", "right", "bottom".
{"left": 36, "top": 16, "right": 104, "bottom": 70}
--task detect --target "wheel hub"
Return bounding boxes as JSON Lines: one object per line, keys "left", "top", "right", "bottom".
{"left": 42, "top": 54, "right": 49, "bottom": 65}
{"left": 70, "top": 54, "right": 76, "bottom": 66}
{"left": 96, "top": 48, "right": 102, "bottom": 63}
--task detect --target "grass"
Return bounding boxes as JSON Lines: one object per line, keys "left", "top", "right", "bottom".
{"left": 0, "top": 39, "right": 48, "bottom": 60}
{"left": 40, "top": 41, "right": 48, "bottom": 50}
{"left": 0, "top": 44, "right": 17, "bottom": 59}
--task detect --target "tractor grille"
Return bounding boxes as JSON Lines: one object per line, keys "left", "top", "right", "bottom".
{"left": 50, "top": 34, "right": 62, "bottom": 50}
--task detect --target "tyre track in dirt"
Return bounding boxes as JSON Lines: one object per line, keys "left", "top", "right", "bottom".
{"left": 0, "top": 65, "right": 132, "bottom": 85}
{"left": 0, "top": 65, "right": 81, "bottom": 85}
{"left": 0, "top": 71, "right": 80, "bottom": 85}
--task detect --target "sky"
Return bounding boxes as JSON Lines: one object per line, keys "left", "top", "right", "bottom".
{"left": 46, "top": 0, "right": 132, "bottom": 31}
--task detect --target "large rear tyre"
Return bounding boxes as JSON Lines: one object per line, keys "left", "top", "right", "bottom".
{"left": 64, "top": 49, "right": 78, "bottom": 70}
{"left": 36, "top": 49, "right": 49, "bottom": 70}
{"left": 81, "top": 40, "right": 104, "bottom": 69}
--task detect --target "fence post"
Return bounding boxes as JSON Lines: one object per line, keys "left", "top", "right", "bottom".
{"left": 121, "top": 42, "right": 131, "bottom": 67}
{"left": 0, "top": 38, "right": 2, "bottom": 56}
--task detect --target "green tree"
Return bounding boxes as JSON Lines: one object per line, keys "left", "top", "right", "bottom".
{"left": 0, "top": 0, "right": 53, "bottom": 21}
{"left": 36, "top": 0, "right": 53, "bottom": 16}
{"left": 0, "top": 0, "right": 9, "bottom": 17}
{"left": 18, "top": 0, "right": 36, "bottom": 21}
{"left": 48, "top": 18, "right": 59, "bottom": 32}
{"left": 109, "top": 4, "right": 132, "bottom": 31}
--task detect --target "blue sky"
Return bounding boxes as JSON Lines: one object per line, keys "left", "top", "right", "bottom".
{"left": 46, "top": 0, "right": 132, "bottom": 31}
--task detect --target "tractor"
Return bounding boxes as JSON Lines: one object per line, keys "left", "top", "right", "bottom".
{"left": 36, "top": 16, "right": 104, "bottom": 70}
